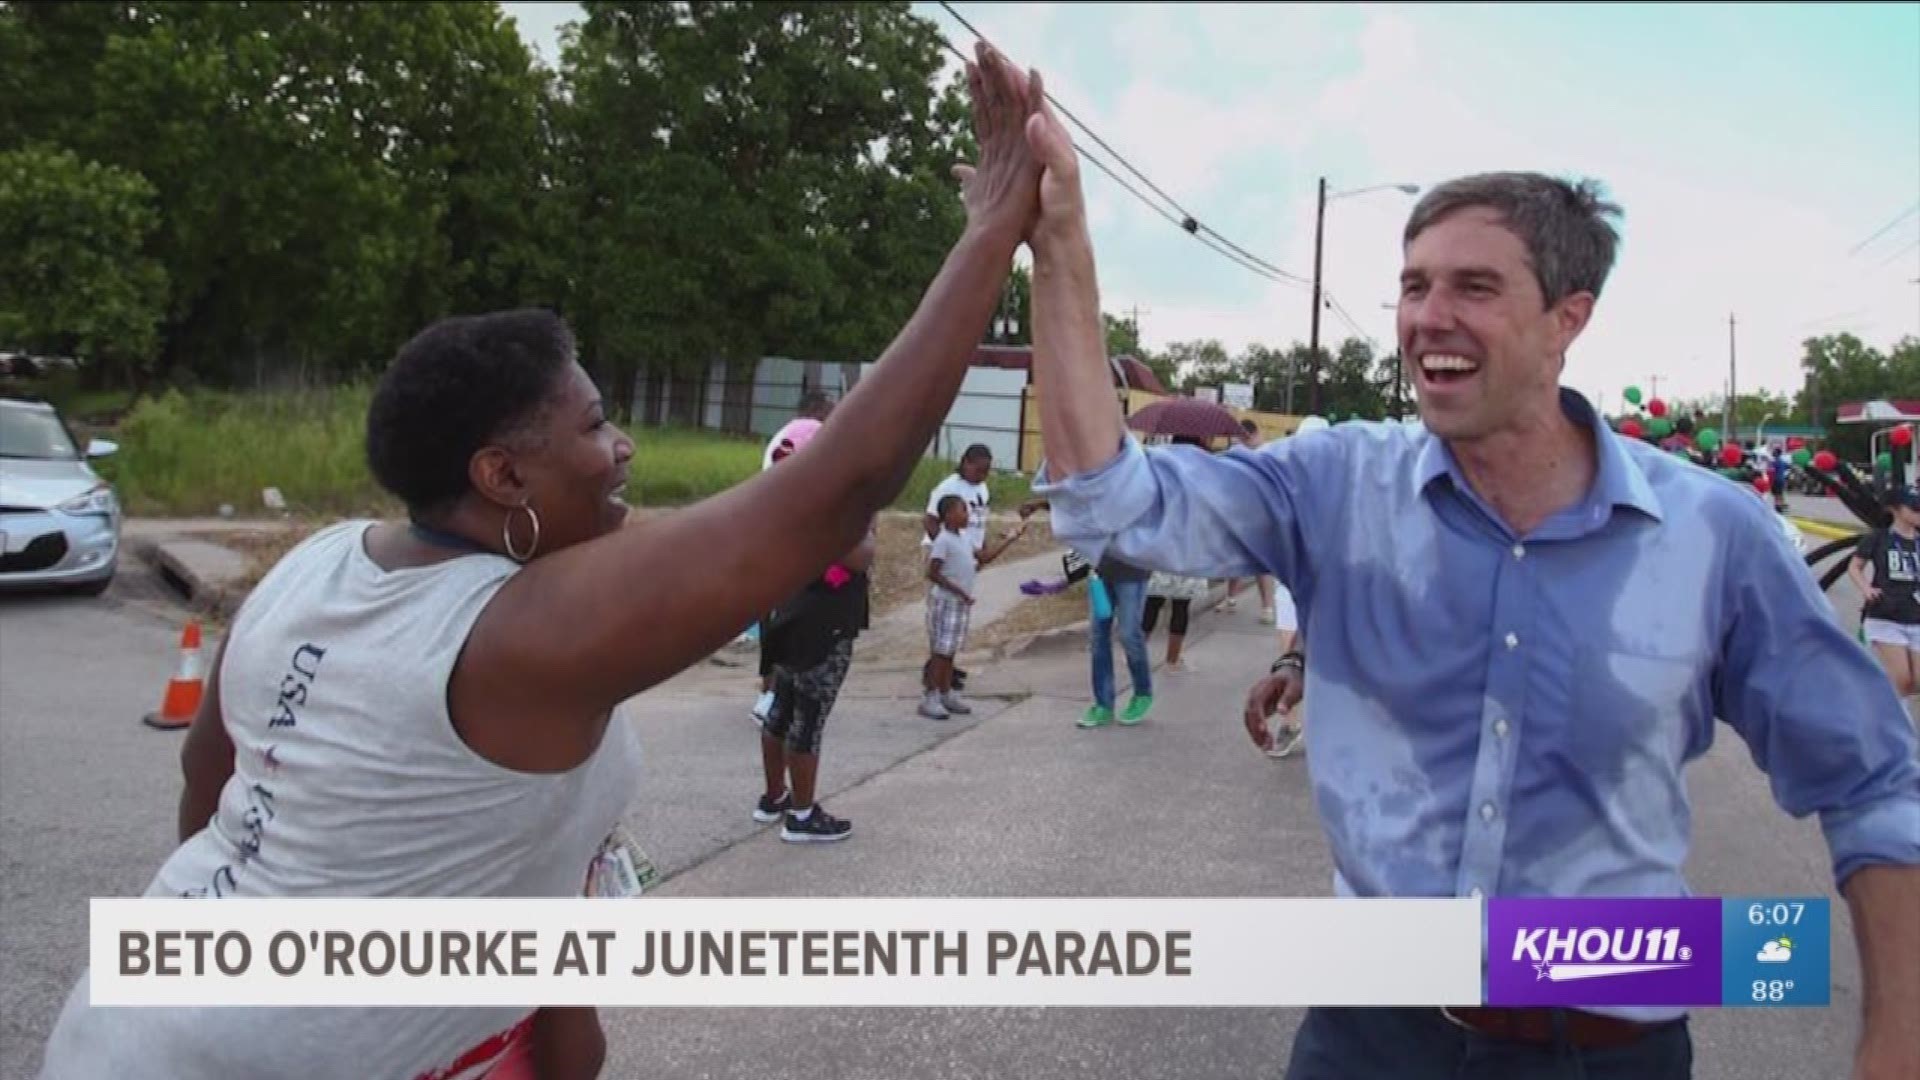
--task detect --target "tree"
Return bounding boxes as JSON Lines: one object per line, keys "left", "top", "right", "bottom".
{"left": 5, "top": 2, "right": 555, "bottom": 386}
{"left": 555, "top": 1, "right": 970, "bottom": 409}
{"left": 0, "top": 146, "right": 168, "bottom": 379}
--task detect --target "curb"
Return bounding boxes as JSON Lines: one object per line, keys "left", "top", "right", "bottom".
{"left": 134, "top": 538, "right": 242, "bottom": 621}
{"left": 1789, "top": 516, "right": 1859, "bottom": 542}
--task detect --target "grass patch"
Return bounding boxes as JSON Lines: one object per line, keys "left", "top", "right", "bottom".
{"left": 95, "top": 384, "right": 1028, "bottom": 517}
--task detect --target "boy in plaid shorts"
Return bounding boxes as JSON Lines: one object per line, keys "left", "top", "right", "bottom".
{"left": 922, "top": 494, "right": 1025, "bottom": 719}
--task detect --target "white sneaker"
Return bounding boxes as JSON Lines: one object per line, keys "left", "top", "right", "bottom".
{"left": 751, "top": 690, "right": 775, "bottom": 725}
{"left": 1165, "top": 658, "right": 1194, "bottom": 674}
{"left": 1260, "top": 607, "right": 1276, "bottom": 625}
{"left": 918, "top": 692, "right": 951, "bottom": 720}
{"left": 942, "top": 692, "right": 973, "bottom": 715}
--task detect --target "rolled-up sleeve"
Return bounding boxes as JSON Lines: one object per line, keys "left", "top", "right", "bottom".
{"left": 1030, "top": 431, "right": 1339, "bottom": 592}
{"left": 1715, "top": 500, "right": 1920, "bottom": 888}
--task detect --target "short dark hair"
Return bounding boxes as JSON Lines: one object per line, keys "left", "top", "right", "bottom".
{"left": 796, "top": 390, "right": 834, "bottom": 419}
{"left": 1240, "top": 419, "right": 1258, "bottom": 435}
{"left": 365, "top": 309, "right": 576, "bottom": 516}
{"left": 960, "top": 443, "right": 992, "bottom": 465}
{"left": 1404, "top": 172, "right": 1623, "bottom": 307}
{"left": 937, "top": 494, "right": 966, "bottom": 517}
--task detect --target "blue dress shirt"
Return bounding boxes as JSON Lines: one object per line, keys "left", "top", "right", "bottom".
{"left": 1035, "top": 390, "right": 1920, "bottom": 912}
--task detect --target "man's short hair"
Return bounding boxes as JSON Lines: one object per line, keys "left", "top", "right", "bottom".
{"left": 960, "top": 444, "right": 992, "bottom": 465}
{"left": 937, "top": 494, "right": 967, "bottom": 517}
{"left": 1240, "top": 419, "right": 1259, "bottom": 436}
{"left": 1404, "top": 172, "right": 1624, "bottom": 308}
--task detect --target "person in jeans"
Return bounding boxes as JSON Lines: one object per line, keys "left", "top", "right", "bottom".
{"left": 1082, "top": 553, "right": 1154, "bottom": 728}
{"left": 1850, "top": 485, "right": 1920, "bottom": 705}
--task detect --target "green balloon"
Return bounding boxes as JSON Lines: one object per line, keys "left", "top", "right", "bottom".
{"left": 1696, "top": 428, "right": 1720, "bottom": 451}
{"left": 1877, "top": 452, "right": 1894, "bottom": 470}
{"left": 1624, "top": 386, "right": 1643, "bottom": 405}
{"left": 1792, "top": 448, "right": 1812, "bottom": 467}
{"left": 1649, "top": 418, "right": 1674, "bottom": 438}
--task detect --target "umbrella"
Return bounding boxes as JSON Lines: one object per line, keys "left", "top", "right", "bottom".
{"left": 1126, "top": 397, "right": 1246, "bottom": 441}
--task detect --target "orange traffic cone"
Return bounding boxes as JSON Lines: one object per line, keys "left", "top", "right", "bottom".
{"left": 143, "top": 621, "right": 205, "bottom": 730}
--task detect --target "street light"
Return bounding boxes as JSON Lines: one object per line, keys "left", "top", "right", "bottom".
{"left": 1309, "top": 179, "right": 1421, "bottom": 413}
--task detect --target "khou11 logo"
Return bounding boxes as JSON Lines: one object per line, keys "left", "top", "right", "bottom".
{"left": 1485, "top": 898, "right": 1723, "bottom": 1007}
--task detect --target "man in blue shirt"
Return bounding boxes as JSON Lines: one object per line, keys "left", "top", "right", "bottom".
{"left": 1019, "top": 95, "right": 1920, "bottom": 1078}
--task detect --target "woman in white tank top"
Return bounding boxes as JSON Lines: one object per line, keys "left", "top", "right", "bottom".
{"left": 37, "top": 45, "right": 1049, "bottom": 1079}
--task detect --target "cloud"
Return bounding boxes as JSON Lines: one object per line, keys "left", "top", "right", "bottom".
{"left": 1756, "top": 940, "right": 1792, "bottom": 963}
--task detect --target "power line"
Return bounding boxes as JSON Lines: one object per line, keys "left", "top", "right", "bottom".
{"left": 1848, "top": 202, "right": 1919, "bottom": 257}
{"left": 1878, "top": 236, "right": 1920, "bottom": 267}
{"left": 933, "top": 3, "right": 1312, "bottom": 288}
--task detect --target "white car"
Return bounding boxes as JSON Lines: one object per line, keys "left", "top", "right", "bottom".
{"left": 0, "top": 397, "right": 122, "bottom": 595}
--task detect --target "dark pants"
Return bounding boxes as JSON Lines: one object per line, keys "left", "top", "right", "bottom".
{"left": 1143, "top": 595, "right": 1191, "bottom": 636}
{"left": 1285, "top": 1008, "right": 1691, "bottom": 1080}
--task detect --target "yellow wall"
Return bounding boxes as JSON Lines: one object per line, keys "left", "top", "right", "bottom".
{"left": 1016, "top": 385, "right": 1306, "bottom": 471}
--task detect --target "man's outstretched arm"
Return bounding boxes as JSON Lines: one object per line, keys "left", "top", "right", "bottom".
{"left": 1026, "top": 78, "right": 1123, "bottom": 479}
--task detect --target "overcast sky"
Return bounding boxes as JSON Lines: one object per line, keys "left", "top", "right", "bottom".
{"left": 503, "top": 1, "right": 1920, "bottom": 412}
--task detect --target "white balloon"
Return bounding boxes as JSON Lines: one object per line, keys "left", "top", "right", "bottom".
{"left": 1295, "top": 416, "right": 1330, "bottom": 435}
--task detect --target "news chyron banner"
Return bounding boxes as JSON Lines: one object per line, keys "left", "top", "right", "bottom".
{"left": 92, "top": 896, "right": 1829, "bottom": 1008}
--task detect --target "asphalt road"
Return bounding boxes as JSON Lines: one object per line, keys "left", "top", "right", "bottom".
{"left": 0, "top": 531, "right": 1893, "bottom": 1080}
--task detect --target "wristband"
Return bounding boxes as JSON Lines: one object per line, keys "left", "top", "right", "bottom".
{"left": 1270, "top": 652, "right": 1305, "bottom": 675}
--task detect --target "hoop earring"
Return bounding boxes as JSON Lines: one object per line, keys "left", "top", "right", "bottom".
{"left": 503, "top": 502, "right": 541, "bottom": 563}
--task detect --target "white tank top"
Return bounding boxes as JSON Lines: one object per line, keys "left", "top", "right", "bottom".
{"left": 38, "top": 521, "right": 643, "bottom": 1079}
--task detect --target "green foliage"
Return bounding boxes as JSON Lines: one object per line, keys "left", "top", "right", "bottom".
{"left": 0, "top": 145, "right": 168, "bottom": 373}
{"left": 104, "top": 386, "right": 386, "bottom": 516}
{"left": 1794, "top": 332, "right": 1920, "bottom": 460}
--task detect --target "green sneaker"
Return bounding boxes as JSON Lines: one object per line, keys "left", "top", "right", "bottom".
{"left": 1119, "top": 695, "right": 1154, "bottom": 725}
{"left": 1078, "top": 705, "right": 1114, "bottom": 729}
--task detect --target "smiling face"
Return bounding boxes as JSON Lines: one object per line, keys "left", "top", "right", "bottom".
{"left": 494, "top": 362, "right": 636, "bottom": 553}
{"left": 1397, "top": 208, "right": 1596, "bottom": 443}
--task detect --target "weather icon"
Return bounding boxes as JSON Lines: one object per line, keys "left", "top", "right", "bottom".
{"left": 1757, "top": 937, "right": 1793, "bottom": 964}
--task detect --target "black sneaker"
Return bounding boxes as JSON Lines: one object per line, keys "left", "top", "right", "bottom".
{"left": 952, "top": 667, "right": 969, "bottom": 691}
{"left": 781, "top": 804, "right": 853, "bottom": 843}
{"left": 752, "top": 790, "right": 791, "bottom": 823}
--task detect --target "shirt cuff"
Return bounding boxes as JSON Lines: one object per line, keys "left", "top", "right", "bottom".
{"left": 1030, "top": 435, "right": 1157, "bottom": 549}
{"left": 1822, "top": 792, "right": 1920, "bottom": 888}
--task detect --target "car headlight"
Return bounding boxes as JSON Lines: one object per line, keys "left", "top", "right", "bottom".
{"left": 58, "top": 484, "right": 119, "bottom": 517}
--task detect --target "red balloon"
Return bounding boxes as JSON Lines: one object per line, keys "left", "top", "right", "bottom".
{"left": 1647, "top": 398, "right": 1668, "bottom": 418}
{"left": 1619, "top": 419, "right": 1644, "bottom": 439}
{"left": 1719, "top": 444, "right": 1744, "bottom": 467}
{"left": 1893, "top": 426, "right": 1914, "bottom": 448}
{"left": 1786, "top": 437, "right": 1805, "bottom": 451}
{"left": 1753, "top": 472, "right": 1772, "bottom": 493}
{"left": 1813, "top": 450, "right": 1838, "bottom": 471}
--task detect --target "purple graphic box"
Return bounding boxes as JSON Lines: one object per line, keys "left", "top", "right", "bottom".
{"left": 1486, "top": 898, "right": 1722, "bottom": 1007}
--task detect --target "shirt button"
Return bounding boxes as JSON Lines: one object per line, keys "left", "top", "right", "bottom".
{"left": 1512, "top": 544, "right": 1526, "bottom": 560}
{"left": 1480, "top": 802, "right": 1498, "bottom": 823}
{"left": 1494, "top": 718, "right": 1510, "bottom": 738}
{"left": 1504, "top": 632, "right": 1520, "bottom": 650}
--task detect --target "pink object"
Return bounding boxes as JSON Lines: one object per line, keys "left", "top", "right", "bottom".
{"left": 823, "top": 565, "right": 853, "bottom": 589}
{"left": 764, "top": 418, "right": 824, "bottom": 468}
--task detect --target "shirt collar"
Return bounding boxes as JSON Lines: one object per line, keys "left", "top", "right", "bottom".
{"left": 1412, "top": 387, "right": 1665, "bottom": 524}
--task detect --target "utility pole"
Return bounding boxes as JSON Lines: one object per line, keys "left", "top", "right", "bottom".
{"left": 1650, "top": 375, "right": 1661, "bottom": 402}
{"left": 1726, "top": 313, "right": 1738, "bottom": 442}
{"left": 1308, "top": 177, "right": 1328, "bottom": 415}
